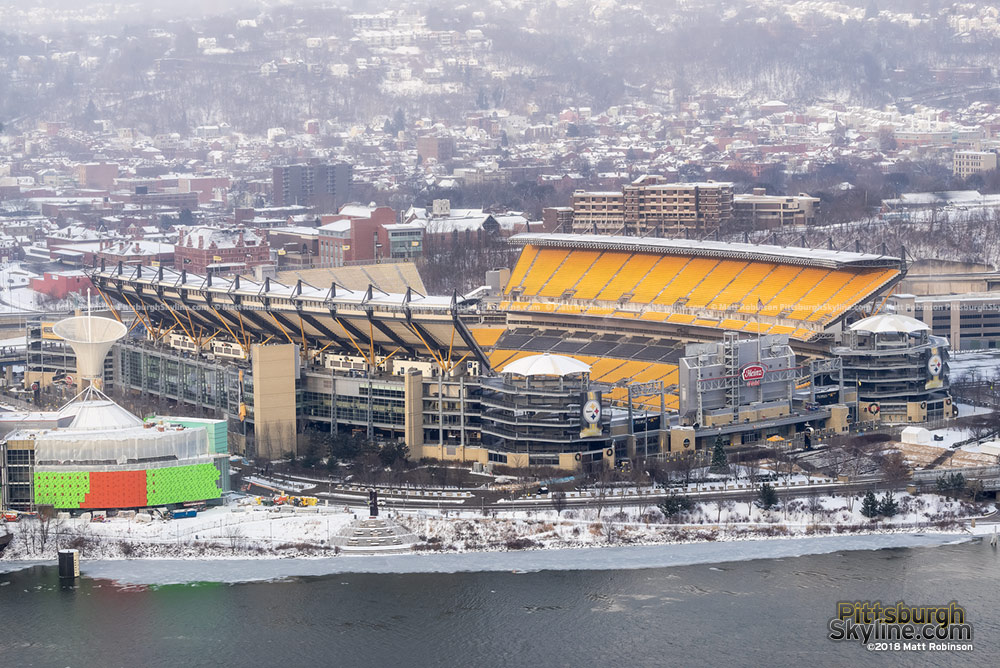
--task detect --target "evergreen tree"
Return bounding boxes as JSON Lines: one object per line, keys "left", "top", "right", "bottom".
{"left": 878, "top": 491, "right": 898, "bottom": 518}
{"left": 861, "top": 490, "right": 880, "bottom": 519}
{"left": 757, "top": 483, "right": 778, "bottom": 510}
{"left": 392, "top": 108, "right": 406, "bottom": 133}
{"left": 710, "top": 436, "right": 728, "bottom": 474}
{"left": 82, "top": 99, "right": 98, "bottom": 124}
{"left": 658, "top": 494, "right": 693, "bottom": 521}
{"left": 936, "top": 471, "right": 966, "bottom": 499}
{"left": 382, "top": 118, "right": 393, "bottom": 134}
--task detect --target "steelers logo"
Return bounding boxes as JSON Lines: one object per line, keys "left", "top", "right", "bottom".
{"left": 927, "top": 353, "right": 942, "bottom": 376}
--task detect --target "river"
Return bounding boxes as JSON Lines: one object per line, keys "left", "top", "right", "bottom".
{"left": 1, "top": 536, "right": 997, "bottom": 667}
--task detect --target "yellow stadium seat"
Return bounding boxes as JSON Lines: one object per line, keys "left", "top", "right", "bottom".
{"left": 520, "top": 249, "right": 570, "bottom": 295}
{"left": 470, "top": 328, "right": 505, "bottom": 347}
{"left": 719, "top": 319, "right": 747, "bottom": 331}
{"left": 741, "top": 265, "right": 802, "bottom": 315}
{"left": 819, "top": 268, "right": 899, "bottom": 321}
{"left": 596, "top": 254, "right": 660, "bottom": 301}
{"left": 786, "top": 270, "right": 854, "bottom": 320}
{"left": 641, "top": 311, "right": 671, "bottom": 321}
{"left": 649, "top": 258, "right": 718, "bottom": 305}
{"left": 538, "top": 250, "right": 602, "bottom": 297}
{"left": 629, "top": 256, "right": 693, "bottom": 303}
{"left": 667, "top": 314, "right": 696, "bottom": 324}
{"left": 709, "top": 262, "right": 776, "bottom": 311}
{"left": 572, "top": 252, "right": 632, "bottom": 299}
{"left": 684, "top": 260, "right": 748, "bottom": 308}
{"left": 757, "top": 268, "right": 830, "bottom": 317}
{"left": 805, "top": 270, "right": 877, "bottom": 321}
{"left": 505, "top": 245, "right": 539, "bottom": 294}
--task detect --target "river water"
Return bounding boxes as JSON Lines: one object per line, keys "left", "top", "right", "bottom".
{"left": 1, "top": 537, "right": 997, "bottom": 667}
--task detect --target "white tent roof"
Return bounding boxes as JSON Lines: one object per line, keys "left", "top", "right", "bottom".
{"left": 850, "top": 314, "right": 929, "bottom": 335}
{"left": 501, "top": 353, "right": 591, "bottom": 377}
{"left": 59, "top": 399, "right": 144, "bottom": 431}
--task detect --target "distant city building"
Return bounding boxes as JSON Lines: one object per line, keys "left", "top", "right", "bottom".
{"left": 174, "top": 226, "right": 271, "bottom": 275}
{"left": 417, "top": 135, "right": 456, "bottom": 163}
{"left": 30, "top": 270, "right": 92, "bottom": 299}
{"left": 272, "top": 163, "right": 352, "bottom": 209}
{"left": 732, "top": 189, "right": 820, "bottom": 229}
{"left": 97, "top": 240, "right": 176, "bottom": 268}
{"left": 76, "top": 162, "right": 119, "bottom": 190}
{"left": 542, "top": 206, "right": 574, "bottom": 233}
{"left": 571, "top": 176, "right": 734, "bottom": 236}
{"left": 953, "top": 150, "right": 997, "bottom": 179}
{"left": 316, "top": 204, "right": 396, "bottom": 267}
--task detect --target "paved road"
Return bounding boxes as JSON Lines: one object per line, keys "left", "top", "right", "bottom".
{"left": 248, "top": 472, "right": 956, "bottom": 514}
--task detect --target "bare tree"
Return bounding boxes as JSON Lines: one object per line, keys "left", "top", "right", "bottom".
{"left": 807, "top": 490, "right": 824, "bottom": 527}
{"left": 593, "top": 467, "right": 613, "bottom": 519}
{"left": 879, "top": 451, "right": 910, "bottom": 488}
{"left": 223, "top": 523, "right": 245, "bottom": 554}
{"left": 551, "top": 490, "right": 567, "bottom": 517}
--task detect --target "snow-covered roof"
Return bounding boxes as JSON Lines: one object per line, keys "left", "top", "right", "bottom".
{"left": 510, "top": 233, "right": 901, "bottom": 269}
{"left": 501, "top": 353, "right": 591, "bottom": 377}
{"left": 59, "top": 399, "right": 144, "bottom": 431}
{"left": 849, "top": 314, "right": 930, "bottom": 335}
{"left": 177, "top": 225, "right": 262, "bottom": 249}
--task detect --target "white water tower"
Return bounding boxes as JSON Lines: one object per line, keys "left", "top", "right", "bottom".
{"left": 51, "top": 314, "right": 127, "bottom": 390}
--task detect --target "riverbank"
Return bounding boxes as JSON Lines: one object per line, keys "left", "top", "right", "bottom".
{"left": 0, "top": 491, "right": 990, "bottom": 566}
{"left": 0, "top": 532, "right": 978, "bottom": 585}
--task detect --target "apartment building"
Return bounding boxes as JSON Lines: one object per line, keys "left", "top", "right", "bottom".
{"left": 272, "top": 163, "right": 352, "bottom": 209}
{"left": 570, "top": 176, "right": 734, "bottom": 235}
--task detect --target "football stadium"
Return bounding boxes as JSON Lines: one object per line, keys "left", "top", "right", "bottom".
{"left": 71, "top": 232, "right": 950, "bottom": 472}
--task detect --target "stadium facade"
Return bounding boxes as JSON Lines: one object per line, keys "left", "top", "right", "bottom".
{"left": 66, "top": 232, "right": 950, "bottom": 471}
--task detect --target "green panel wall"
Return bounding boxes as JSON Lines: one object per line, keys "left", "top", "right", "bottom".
{"left": 33, "top": 471, "right": 90, "bottom": 508}
{"left": 146, "top": 463, "right": 222, "bottom": 506}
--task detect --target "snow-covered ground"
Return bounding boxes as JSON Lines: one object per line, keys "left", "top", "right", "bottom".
{"left": 1, "top": 504, "right": 358, "bottom": 560}
{"left": 2, "top": 491, "right": 989, "bottom": 566}
{"left": 409, "top": 492, "right": 988, "bottom": 554}
{"left": 949, "top": 350, "right": 1000, "bottom": 381}
{"left": 924, "top": 426, "right": 972, "bottom": 448}
{"left": 956, "top": 402, "right": 993, "bottom": 417}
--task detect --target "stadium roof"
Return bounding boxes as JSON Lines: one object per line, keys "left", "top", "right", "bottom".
{"left": 90, "top": 263, "right": 489, "bottom": 369}
{"left": 849, "top": 314, "right": 929, "bottom": 335}
{"left": 509, "top": 233, "right": 902, "bottom": 269}
{"left": 501, "top": 353, "right": 591, "bottom": 377}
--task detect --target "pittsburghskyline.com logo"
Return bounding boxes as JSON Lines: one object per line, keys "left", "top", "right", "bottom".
{"left": 828, "top": 601, "right": 973, "bottom": 652}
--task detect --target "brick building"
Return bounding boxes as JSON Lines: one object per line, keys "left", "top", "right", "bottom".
{"left": 316, "top": 205, "right": 396, "bottom": 267}
{"left": 174, "top": 226, "right": 271, "bottom": 275}
{"left": 30, "top": 271, "right": 93, "bottom": 299}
